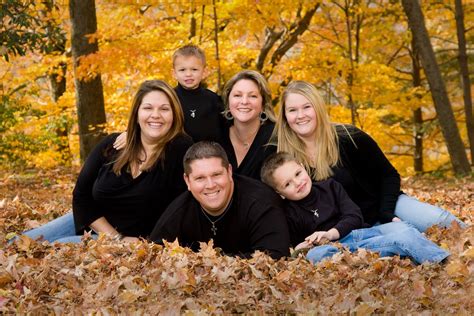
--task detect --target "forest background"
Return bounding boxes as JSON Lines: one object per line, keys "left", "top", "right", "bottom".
{"left": 1, "top": 0, "right": 474, "bottom": 176}
{"left": 1, "top": 0, "right": 474, "bottom": 313}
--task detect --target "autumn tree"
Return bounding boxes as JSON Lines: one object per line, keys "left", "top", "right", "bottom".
{"left": 401, "top": 0, "right": 470, "bottom": 176}
{"left": 255, "top": 2, "right": 319, "bottom": 80}
{"left": 454, "top": 0, "right": 474, "bottom": 165}
{"left": 1, "top": 0, "right": 63, "bottom": 61}
{"left": 69, "top": 0, "right": 106, "bottom": 161}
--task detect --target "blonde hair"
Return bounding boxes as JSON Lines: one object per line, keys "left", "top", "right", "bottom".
{"left": 276, "top": 81, "right": 339, "bottom": 180}
{"left": 172, "top": 44, "right": 206, "bottom": 66}
{"left": 113, "top": 80, "right": 185, "bottom": 175}
{"left": 221, "top": 70, "right": 276, "bottom": 123}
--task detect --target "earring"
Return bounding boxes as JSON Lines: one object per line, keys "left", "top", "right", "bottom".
{"left": 259, "top": 111, "right": 268, "bottom": 123}
{"left": 224, "top": 111, "right": 234, "bottom": 121}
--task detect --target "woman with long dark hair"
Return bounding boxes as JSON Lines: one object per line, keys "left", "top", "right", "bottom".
{"left": 19, "top": 80, "right": 193, "bottom": 242}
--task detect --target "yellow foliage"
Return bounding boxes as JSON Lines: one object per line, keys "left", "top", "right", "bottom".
{"left": 1, "top": 0, "right": 470, "bottom": 176}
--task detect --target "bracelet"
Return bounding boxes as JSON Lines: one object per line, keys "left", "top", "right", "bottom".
{"left": 113, "top": 233, "right": 124, "bottom": 241}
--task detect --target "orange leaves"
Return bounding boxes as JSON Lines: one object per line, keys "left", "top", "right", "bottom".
{"left": 0, "top": 223, "right": 473, "bottom": 313}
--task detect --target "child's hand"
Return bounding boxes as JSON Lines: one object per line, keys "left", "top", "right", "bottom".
{"left": 305, "top": 228, "right": 340, "bottom": 245}
{"left": 295, "top": 240, "right": 313, "bottom": 251}
{"left": 113, "top": 132, "right": 127, "bottom": 150}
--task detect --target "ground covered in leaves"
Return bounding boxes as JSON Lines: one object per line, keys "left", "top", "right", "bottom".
{"left": 0, "top": 168, "right": 473, "bottom": 313}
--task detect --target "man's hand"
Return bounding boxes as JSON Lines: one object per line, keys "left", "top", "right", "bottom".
{"left": 392, "top": 217, "right": 401, "bottom": 222}
{"left": 113, "top": 132, "right": 127, "bottom": 150}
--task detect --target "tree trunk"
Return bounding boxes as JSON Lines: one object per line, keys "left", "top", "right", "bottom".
{"left": 69, "top": 0, "right": 106, "bottom": 161}
{"left": 212, "top": 0, "right": 222, "bottom": 92}
{"left": 198, "top": 5, "right": 205, "bottom": 44}
{"left": 411, "top": 37, "right": 423, "bottom": 173}
{"left": 49, "top": 62, "right": 72, "bottom": 165}
{"left": 454, "top": 0, "right": 474, "bottom": 165}
{"left": 401, "top": 0, "right": 470, "bottom": 176}
{"left": 40, "top": 1, "right": 71, "bottom": 164}
{"left": 189, "top": 1, "right": 196, "bottom": 39}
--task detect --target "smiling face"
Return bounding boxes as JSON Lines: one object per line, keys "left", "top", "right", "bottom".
{"left": 272, "top": 160, "right": 312, "bottom": 201}
{"left": 284, "top": 93, "right": 317, "bottom": 141}
{"left": 173, "top": 55, "right": 206, "bottom": 90}
{"left": 184, "top": 157, "right": 234, "bottom": 216}
{"left": 138, "top": 90, "right": 174, "bottom": 144}
{"left": 228, "top": 79, "right": 263, "bottom": 124}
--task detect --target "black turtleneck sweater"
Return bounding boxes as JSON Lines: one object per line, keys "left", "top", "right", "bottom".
{"left": 284, "top": 179, "right": 365, "bottom": 246}
{"left": 174, "top": 84, "right": 226, "bottom": 143}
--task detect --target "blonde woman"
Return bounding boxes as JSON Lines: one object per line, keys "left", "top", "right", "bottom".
{"left": 220, "top": 70, "right": 277, "bottom": 180}
{"left": 19, "top": 80, "right": 193, "bottom": 242}
{"left": 276, "top": 80, "right": 465, "bottom": 233}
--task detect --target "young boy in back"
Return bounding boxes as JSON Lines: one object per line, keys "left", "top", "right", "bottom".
{"left": 172, "top": 44, "right": 225, "bottom": 143}
{"left": 114, "top": 45, "right": 224, "bottom": 150}
{"left": 260, "top": 152, "right": 450, "bottom": 264}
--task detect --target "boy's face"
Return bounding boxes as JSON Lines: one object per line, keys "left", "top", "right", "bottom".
{"left": 272, "top": 160, "right": 312, "bottom": 201}
{"left": 173, "top": 55, "right": 206, "bottom": 90}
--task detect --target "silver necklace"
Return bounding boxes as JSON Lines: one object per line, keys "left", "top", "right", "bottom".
{"left": 200, "top": 197, "right": 233, "bottom": 236}
{"left": 231, "top": 126, "right": 259, "bottom": 149}
{"left": 311, "top": 208, "right": 319, "bottom": 217}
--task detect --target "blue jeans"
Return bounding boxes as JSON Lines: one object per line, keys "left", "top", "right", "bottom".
{"left": 306, "top": 222, "right": 450, "bottom": 265}
{"left": 393, "top": 194, "right": 466, "bottom": 232}
{"left": 20, "top": 212, "right": 88, "bottom": 243}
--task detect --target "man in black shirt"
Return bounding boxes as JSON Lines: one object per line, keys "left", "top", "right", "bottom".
{"left": 149, "top": 142, "right": 290, "bottom": 259}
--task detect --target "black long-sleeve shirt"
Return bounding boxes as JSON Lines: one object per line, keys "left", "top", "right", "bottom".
{"left": 284, "top": 179, "right": 365, "bottom": 246}
{"left": 175, "top": 84, "right": 226, "bottom": 143}
{"left": 72, "top": 133, "right": 193, "bottom": 237}
{"left": 150, "top": 174, "right": 291, "bottom": 259}
{"left": 331, "top": 125, "right": 401, "bottom": 225}
{"left": 221, "top": 121, "right": 276, "bottom": 180}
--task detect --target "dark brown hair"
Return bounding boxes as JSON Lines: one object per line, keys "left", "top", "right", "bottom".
{"left": 113, "top": 80, "right": 185, "bottom": 174}
{"left": 183, "top": 141, "right": 230, "bottom": 175}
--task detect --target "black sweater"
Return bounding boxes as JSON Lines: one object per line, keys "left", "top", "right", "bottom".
{"left": 175, "top": 84, "right": 225, "bottom": 143}
{"left": 72, "top": 133, "right": 193, "bottom": 237}
{"left": 150, "top": 174, "right": 291, "bottom": 259}
{"left": 221, "top": 121, "right": 276, "bottom": 180}
{"left": 284, "top": 179, "right": 365, "bottom": 246}
{"left": 331, "top": 125, "right": 401, "bottom": 224}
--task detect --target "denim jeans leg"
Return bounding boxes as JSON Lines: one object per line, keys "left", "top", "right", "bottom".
{"left": 394, "top": 194, "right": 466, "bottom": 232}
{"left": 21, "top": 212, "right": 78, "bottom": 242}
{"left": 306, "top": 228, "right": 391, "bottom": 264}
{"left": 306, "top": 245, "right": 341, "bottom": 264}
{"left": 373, "top": 221, "right": 415, "bottom": 235}
{"left": 346, "top": 225, "right": 450, "bottom": 264}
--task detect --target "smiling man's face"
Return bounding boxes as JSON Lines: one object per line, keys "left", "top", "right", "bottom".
{"left": 184, "top": 157, "right": 234, "bottom": 216}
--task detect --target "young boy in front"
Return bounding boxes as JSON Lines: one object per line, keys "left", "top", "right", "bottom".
{"left": 260, "top": 152, "right": 449, "bottom": 264}
{"left": 172, "top": 44, "right": 225, "bottom": 143}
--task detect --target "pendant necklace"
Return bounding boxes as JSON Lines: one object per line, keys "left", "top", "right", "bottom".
{"left": 311, "top": 208, "right": 319, "bottom": 217}
{"left": 200, "top": 197, "right": 233, "bottom": 236}
{"left": 137, "top": 150, "right": 147, "bottom": 165}
{"left": 231, "top": 126, "right": 259, "bottom": 149}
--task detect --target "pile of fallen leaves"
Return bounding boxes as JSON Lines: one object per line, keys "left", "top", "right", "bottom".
{"left": 0, "top": 169, "right": 473, "bottom": 313}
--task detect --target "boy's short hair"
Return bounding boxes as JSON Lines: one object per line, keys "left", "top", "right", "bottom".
{"left": 183, "top": 141, "right": 230, "bottom": 175}
{"left": 172, "top": 44, "right": 206, "bottom": 66}
{"left": 261, "top": 152, "right": 299, "bottom": 188}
